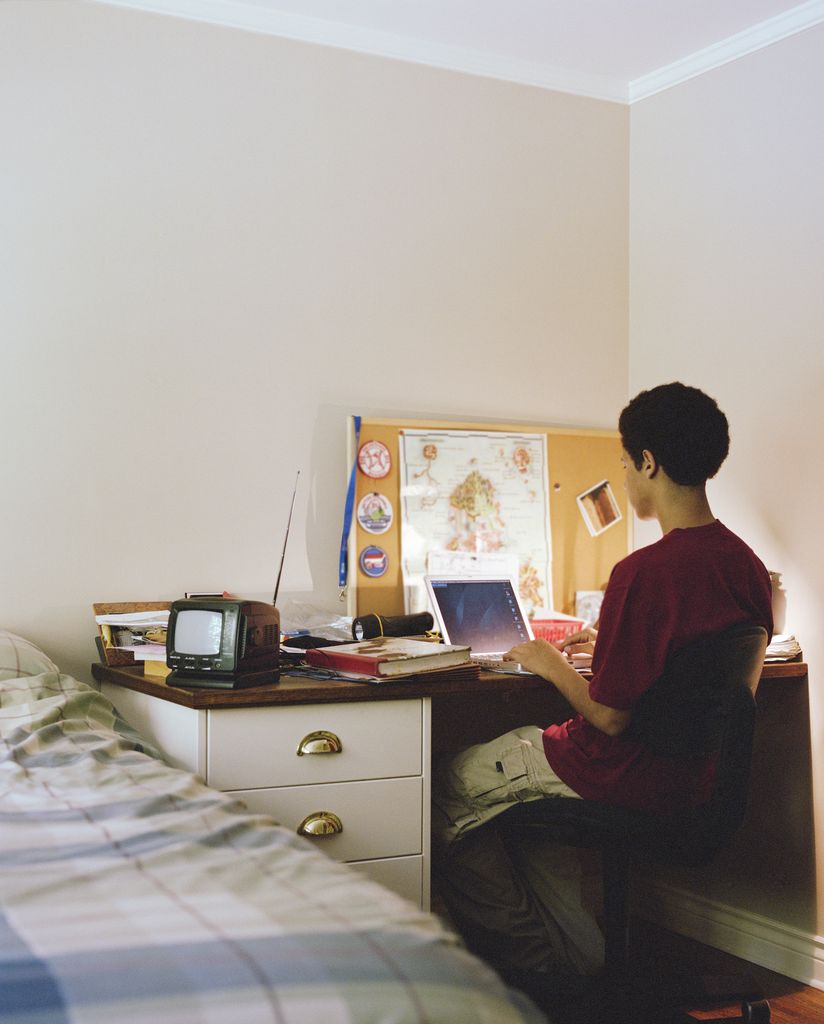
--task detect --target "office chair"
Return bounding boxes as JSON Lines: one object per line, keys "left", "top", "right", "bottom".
{"left": 495, "top": 623, "right": 770, "bottom": 1023}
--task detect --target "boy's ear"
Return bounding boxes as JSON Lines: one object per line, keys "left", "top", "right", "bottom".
{"left": 641, "top": 449, "right": 659, "bottom": 478}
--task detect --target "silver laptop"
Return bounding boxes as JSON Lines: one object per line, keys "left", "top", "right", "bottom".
{"left": 424, "top": 575, "right": 535, "bottom": 674}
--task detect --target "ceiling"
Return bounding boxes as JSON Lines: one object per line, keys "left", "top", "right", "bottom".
{"left": 96, "top": 0, "right": 824, "bottom": 102}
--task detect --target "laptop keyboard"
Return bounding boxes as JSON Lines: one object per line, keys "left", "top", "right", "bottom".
{"left": 470, "top": 654, "right": 528, "bottom": 673}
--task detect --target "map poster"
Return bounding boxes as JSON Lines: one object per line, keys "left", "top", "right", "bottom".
{"left": 398, "top": 429, "right": 552, "bottom": 616}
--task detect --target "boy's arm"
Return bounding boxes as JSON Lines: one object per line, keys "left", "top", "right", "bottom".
{"left": 504, "top": 639, "right": 631, "bottom": 737}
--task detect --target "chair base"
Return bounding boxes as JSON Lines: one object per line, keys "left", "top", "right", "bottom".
{"left": 674, "top": 1001, "right": 771, "bottom": 1024}
{"left": 500, "top": 965, "right": 770, "bottom": 1024}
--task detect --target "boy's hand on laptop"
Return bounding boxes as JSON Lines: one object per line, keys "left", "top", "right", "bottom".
{"left": 557, "top": 628, "right": 598, "bottom": 657}
{"left": 503, "top": 639, "right": 570, "bottom": 679}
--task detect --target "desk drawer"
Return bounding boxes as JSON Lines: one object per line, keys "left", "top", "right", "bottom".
{"left": 350, "top": 855, "right": 423, "bottom": 906}
{"left": 235, "top": 777, "right": 422, "bottom": 862}
{"left": 206, "top": 699, "right": 422, "bottom": 790}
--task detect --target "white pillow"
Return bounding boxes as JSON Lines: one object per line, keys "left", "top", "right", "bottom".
{"left": 0, "top": 630, "right": 59, "bottom": 681}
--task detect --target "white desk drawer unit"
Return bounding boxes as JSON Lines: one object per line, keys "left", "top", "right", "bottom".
{"left": 206, "top": 700, "right": 422, "bottom": 790}
{"left": 236, "top": 776, "right": 423, "bottom": 861}
{"left": 100, "top": 684, "right": 431, "bottom": 907}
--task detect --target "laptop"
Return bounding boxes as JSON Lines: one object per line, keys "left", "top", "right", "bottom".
{"left": 424, "top": 575, "right": 535, "bottom": 674}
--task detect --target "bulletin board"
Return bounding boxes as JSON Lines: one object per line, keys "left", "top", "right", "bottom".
{"left": 345, "top": 416, "right": 631, "bottom": 620}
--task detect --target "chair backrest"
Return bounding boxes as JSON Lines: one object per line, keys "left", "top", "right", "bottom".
{"left": 628, "top": 624, "right": 768, "bottom": 758}
{"left": 631, "top": 623, "right": 768, "bottom": 860}
{"left": 496, "top": 624, "right": 768, "bottom": 865}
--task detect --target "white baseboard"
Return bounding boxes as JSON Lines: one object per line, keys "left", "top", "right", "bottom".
{"left": 635, "top": 879, "right": 824, "bottom": 991}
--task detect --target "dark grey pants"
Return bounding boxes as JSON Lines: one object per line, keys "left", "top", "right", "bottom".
{"left": 432, "top": 726, "right": 604, "bottom": 975}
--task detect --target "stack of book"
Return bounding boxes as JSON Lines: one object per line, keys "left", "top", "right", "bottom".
{"left": 765, "top": 634, "right": 802, "bottom": 661}
{"left": 304, "top": 636, "right": 474, "bottom": 683}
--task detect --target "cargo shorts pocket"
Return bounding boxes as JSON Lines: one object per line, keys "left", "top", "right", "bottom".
{"left": 432, "top": 735, "right": 542, "bottom": 844}
{"left": 498, "top": 743, "right": 539, "bottom": 800}
{"left": 464, "top": 742, "right": 533, "bottom": 809}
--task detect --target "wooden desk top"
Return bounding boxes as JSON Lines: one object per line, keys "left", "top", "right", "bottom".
{"left": 91, "top": 658, "right": 808, "bottom": 711}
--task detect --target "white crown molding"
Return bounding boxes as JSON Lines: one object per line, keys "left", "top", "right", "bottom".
{"left": 90, "top": 0, "right": 630, "bottom": 102}
{"left": 92, "top": 0, "right": 824, "bottom": 106}
{"left": 629, "top": 0, "right": 824, "bottom": 102}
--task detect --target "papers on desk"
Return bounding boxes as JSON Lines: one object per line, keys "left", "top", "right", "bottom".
{"left": 94, "top": 611, "right": 170, "bottom": 627}
{"left": 765, "top": 634, "right": 802, "bottom": 661}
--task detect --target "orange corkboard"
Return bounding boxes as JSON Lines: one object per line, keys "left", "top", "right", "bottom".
{"left": 346, "top": 417, "right": 631, "bottom": 620}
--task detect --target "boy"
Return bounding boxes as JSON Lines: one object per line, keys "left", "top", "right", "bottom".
{"left": 431, "top": 382, "right": 773, "bottom": 975}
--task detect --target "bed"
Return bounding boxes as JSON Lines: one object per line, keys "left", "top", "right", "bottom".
{"left": 0, "top": 630, "right": 545, "bottom": 1024}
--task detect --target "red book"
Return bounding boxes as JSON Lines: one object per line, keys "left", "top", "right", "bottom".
{"left": 305, "top": 636, "right": 470, "bottom": 678}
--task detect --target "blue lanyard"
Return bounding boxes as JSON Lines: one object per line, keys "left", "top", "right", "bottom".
{"left": 339, "top": 415, "right": 361, "bottom": 598}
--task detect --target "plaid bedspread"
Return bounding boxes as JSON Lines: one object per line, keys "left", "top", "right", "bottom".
{"left": 0, "top": 631, "right": 545, "bottom": 1024}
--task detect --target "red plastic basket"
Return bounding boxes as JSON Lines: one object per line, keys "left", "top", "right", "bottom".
{"left": 530, "top": 618, "right": 586, "bottom": 643}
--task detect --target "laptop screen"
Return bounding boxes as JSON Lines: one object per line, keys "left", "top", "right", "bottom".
{"left": 424, "top": 576, "right": 534, "bottom": 656}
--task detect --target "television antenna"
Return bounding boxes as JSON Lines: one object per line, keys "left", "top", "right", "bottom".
{"left": 273, "top": 469, "right": 300, "bottom": 606}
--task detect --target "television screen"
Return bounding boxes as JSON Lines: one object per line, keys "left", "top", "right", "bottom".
{"left": 173, "top": 609, "right": 223, "bottom": 655}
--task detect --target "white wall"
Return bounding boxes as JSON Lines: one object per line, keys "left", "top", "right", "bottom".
{"left": 630, "top": 26, "right": 824, "bottom": 934}
{"left": 4, "top": 0, "right": 821, "bottom": 971}
{"left": 0, "top": 1, "right": 628, "bottom": 680}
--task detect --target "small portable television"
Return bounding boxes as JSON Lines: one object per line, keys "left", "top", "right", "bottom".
{"left": 166, "top": 598, "right": 280, "bottom": 689}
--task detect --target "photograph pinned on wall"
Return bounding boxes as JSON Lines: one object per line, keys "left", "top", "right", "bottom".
{"left": 576, "top": 479, "right": 622, "bottom": 537}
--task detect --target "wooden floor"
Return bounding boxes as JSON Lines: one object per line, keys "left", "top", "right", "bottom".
{"left": 632, "top": 919, "right": 824, "bottom": 1023}
{"left": 476, "top": 917, "right": 824, "bottom": 1023}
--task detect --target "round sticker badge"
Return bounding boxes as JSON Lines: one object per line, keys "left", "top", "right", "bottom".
{"left": 357, "top": 439, "right": 392, "bottom": 479}
{"left": 359, "top": 545, "right": 388, "bottom": 578}
{"left": 357, "top": 492, "right": 393, "bottom": 535}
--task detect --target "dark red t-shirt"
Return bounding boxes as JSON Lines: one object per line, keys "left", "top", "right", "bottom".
{"left": 543, "top": 520, "right": 773, "bottom": 814}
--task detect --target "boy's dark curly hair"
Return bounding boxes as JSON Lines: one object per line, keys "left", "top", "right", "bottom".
{"left": 618, "top": 382, "right": 730, "bottom": 487}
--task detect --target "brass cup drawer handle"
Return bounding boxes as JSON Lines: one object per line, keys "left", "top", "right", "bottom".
{"left": 296, "top": 730, "right": 343, "bottom": 756}
{"left": 297, "top": 811, "right": 344, "bottom": 837}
